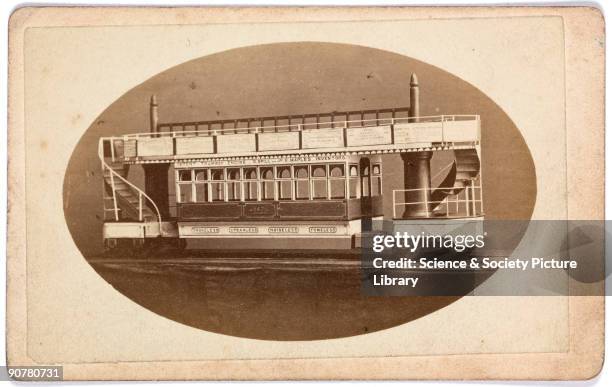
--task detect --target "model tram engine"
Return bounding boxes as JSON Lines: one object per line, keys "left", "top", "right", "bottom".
{"left": 99, "top": 73, "right": 483, "bottom": 251}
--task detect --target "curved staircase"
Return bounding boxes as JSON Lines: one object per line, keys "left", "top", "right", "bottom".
{"left": 429, "top": 148, "right": 481, "bottom": 213}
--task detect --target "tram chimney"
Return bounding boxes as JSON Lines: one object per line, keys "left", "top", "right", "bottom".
{"left": 409, "top": 73, "right": 419, "bottom": 122}
{"left": 149, "top": 94, "right": 159, "bottom": 136}
{"left": 402, "top": 73, "right": 432, "bottom": 218}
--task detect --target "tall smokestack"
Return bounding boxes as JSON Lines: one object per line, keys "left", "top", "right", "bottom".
{"left": 149, "top": 94, "right": 159, "bottom": 135}
{"left": 402, "top": 72, "right": 432, "bottom": 218}
{"left": 409, "top": 73, "right": 419, "bottom": 122}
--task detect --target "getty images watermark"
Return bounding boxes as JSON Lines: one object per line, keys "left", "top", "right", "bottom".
{"left": 0, "top": 366, "right": 63, "bottom": 381}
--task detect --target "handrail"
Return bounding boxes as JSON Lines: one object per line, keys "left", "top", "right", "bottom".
{"left": 98, "top": 139, "right": 163, "bottom": 229}
{"left": 392, "top": 183, "right": 483, "bottom": 219}
{"left": 107, "top": 114, "right": 480, "bottom": 140}
{"left": 392, "top": 185, "right": 481, "bottom": 194}
{"left": 158, "top": 106, "right": 413, "bottom": 129}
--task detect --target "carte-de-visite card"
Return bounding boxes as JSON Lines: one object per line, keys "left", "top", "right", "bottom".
{"left": 6, "top": 6, "right": 605, "bottom": 381}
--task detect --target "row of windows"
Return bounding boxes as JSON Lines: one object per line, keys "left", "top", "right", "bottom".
{"left": 177, "top": 164, "right": 382, "bottom": 181}
{"left": 175, "top": 163, "right": 382, "bottom": 203}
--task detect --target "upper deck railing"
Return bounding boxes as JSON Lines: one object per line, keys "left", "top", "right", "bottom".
{"left": 156, "top": 106, "right": 413, "bottom": 137}
{"left": 122, "top": 113, "right": 479, "bottom": 139}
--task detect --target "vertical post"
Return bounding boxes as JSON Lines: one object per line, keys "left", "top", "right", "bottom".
{"left": 150, "top": 94, "right": 159, "bottom": 137}
{"left": 471, "top": 180, "right": 477, "bottom": 216}
{"left": 291, "top": 165, "right": 296, "bottom": 200}
{"left": 207, "top": 169, "right": 212, "bottom": 203}
{"left": 344, "top": 161, "right": 350, "bottom": 200}
{"left": 308, "top": 165, "right": 313, "bottom": 201}
{"left": 109, "top": 170, "right": 119, "bottom": 221}
{"left": 175, "top": 169, "right": 181, "bottom": 204}
{"left": 256, "top": 166, "right": 262, "bottom": 201}
{"left": 224, "top": 168, "right": 228, "bottom": 202}
{"left": 110, "top": 139, "right": 115, "bottom": 162}
{"left": 479, "top": 180, "right": 484, "bottom": 214}
{"left": 326, "top": 164, "right": 331, "bottom": 200}
{"left": 409, "top": 73, "right": 419, "bottom": 122}
{"left": 138, "top": 193, "right": 143, "bottom": 221}
{"left": 298, "top": 125, "right": 303, "bottom": 149}
{"left": 240, "top": 167, "right": 245, "bottom": 202}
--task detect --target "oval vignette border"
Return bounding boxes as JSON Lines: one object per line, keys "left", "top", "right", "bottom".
{"left": 62, "top": 42, "right": 536, "bottom": 341}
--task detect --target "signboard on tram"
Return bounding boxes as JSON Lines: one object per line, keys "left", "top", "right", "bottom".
{"left": 346, "top": 125, "right": 392, "bottom": 147}
{"left": 302, "top": 128, "right": 344, "bottom": 149}
{"left": 258, "top": 131, "right": 300, "bottom": 151}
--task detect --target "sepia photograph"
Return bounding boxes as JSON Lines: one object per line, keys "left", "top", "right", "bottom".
{"left": 4, "top": 3, "right": 606, "bottom": 382}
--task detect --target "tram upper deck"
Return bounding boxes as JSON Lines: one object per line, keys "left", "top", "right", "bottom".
{"left": 100, "top": 107, "right": 480, "bottom": 165}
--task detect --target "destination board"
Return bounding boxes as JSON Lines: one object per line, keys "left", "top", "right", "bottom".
{"left": 258, "top": 131, "right": 300, "bottom": 151}
{"left": 301, "top": 128, "right": 344, "bottom": 149}
{"left": 346, "top": 125, "right": 392, "bottom": 147}
{"left": 394, "top": 122, "right": 443, "bottom": 144}
{"left": 175, "top": 136, "right": 215, "bottom": 155}
{"left": 178, "top": 222, "right": 348, "bottom": 236}
{"left": 137, "top": 137, "right": 174, "bottom": 157}
{"left": 216, "top": 133, "right": 256, "bottom": 153}
{"left": 175, "top": 153, "right": 348, "bottom": 168}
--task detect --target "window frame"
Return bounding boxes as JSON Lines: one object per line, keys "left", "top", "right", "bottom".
{"left": 328, "top": 163, "right": 346, "bottom": 199}
{"left": 294, "top": 164, "right": 310, "bottom": 200}
{"left": 310, "top": 164, "right": 328, "bottom": 200}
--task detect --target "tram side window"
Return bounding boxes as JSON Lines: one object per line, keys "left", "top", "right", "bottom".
{"left": 311, "top": 165, "right": 327, "bottom": 199}
{"left": 371, "top": 163, "right": 382, "bottom": 196}
{"left": 177, "top": 169, "right": 193, "bottom": 203}
{"left": 210, "top": 168, "right": 225, "bottom": 202}
{"left": 227, "top": 168, "right": 241, "bottom": 201}
{"left": 348, "top": 164, "right": 360, "bottom": 199}
{"left": 277, "top": 166, "right": 292, "bottom": 200}
{"left": 294, "top": 166, "right": 309, "bottom": 200}
{"left": 194, "top": 169, "right": 208, "bottom": 202}
{"left": 261, "top": 167, "right": 275, "bottom": 200}
{"left": 329, "top": 164, "right": 346, "bottom": 199}
{"left": 361, "top": 165, "right": 370, "bottom": 197}
{"left": 243, "top": 167, "right": 258, "bottom": 201}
